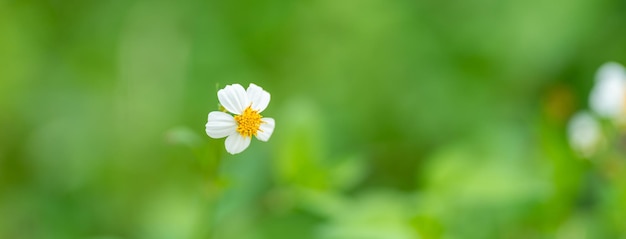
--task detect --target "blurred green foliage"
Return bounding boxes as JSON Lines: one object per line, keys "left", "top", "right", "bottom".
{"left": 2, "top": 0, "right": 626, "bottom": 238}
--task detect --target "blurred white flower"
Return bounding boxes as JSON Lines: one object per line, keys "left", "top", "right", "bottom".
{"left": 589, "top": 62, "right": 626, "bottom": 121}
{"left": 205, "top": 83, "right": 275, "bottom": 154}
{"left": 567, "top": 111, "right": 602, "bottom": 158}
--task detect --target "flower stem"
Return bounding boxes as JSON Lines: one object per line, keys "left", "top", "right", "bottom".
{"left": 206, "top": 140, "right": 224, "bottom": 239}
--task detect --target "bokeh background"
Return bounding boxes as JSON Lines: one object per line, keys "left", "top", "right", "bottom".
{"left": 2, "top": 0, "right": 626, "bottom": 238}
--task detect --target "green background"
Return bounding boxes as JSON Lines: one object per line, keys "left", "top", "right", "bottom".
{"left": 2, "top": 0, "right": 626, "bottom": 238}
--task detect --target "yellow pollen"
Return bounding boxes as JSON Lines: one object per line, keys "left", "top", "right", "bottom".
{"left": 234, "top": 106, "right": 262, "bottom": 138}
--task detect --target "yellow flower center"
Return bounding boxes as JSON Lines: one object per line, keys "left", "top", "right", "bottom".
{"left": 234, "top": 106, "right": 262, "bottom": 138}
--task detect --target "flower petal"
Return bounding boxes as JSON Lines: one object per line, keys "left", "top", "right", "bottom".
{"left": 218, "top": 84, "right": 250, "bottom": 114}
{"left": 590, "top": 62, "right": 626, "bottom": 119}
{"left": 246, "top": 83, "right": 271, "bottom": 112}
{"left": 205, "top": 111, "right": 237, "bottom": 138}
{"left": 567, "top": 111, "right": 602, "bottom": 157}
{"left": 256, "top": 117, "right": 275, "bottom": 142}
{"left": 225, "top": 133, "right": 251, "bottom": 154}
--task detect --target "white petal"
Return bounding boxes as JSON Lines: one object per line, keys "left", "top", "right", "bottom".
{"left": 225, "top": 133, "right": 251, "bottom": 154}
{"left": 246, "top": 83, "right": 271, "bottom": 112}
{"left": 595, "top": 62, "right": 626, "bottom": 84}
{"left": 218, "top": 84, "right": 250, "bottom": 114}
{"left": 590, "top": 62, "right": 626, "bottom": 119}
{"left": 205, "top": 111, "right": 237, "bottom": 138}
{"left": 255, "top": 117, "right": 275, "bottom": 142}
{"left": 567, "top": 111, "right": 602, "bottom": 157}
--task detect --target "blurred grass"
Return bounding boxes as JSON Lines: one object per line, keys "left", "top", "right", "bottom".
{"left": 2, "top": 0, "right": 626, "bottom": 238}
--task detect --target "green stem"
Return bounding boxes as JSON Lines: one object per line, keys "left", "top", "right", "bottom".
{"left": 207, "top": 140, "right": 224, "bottom": 239}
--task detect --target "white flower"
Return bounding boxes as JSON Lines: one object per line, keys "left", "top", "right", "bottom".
{"left": 567, "top": 111, "right": 602, "bottom": 158}
{"left": 589, "top": 62, "right": 626, "bottom": 121}
{"left": 205, "top": 83, "right": 275, "bottom": 154}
